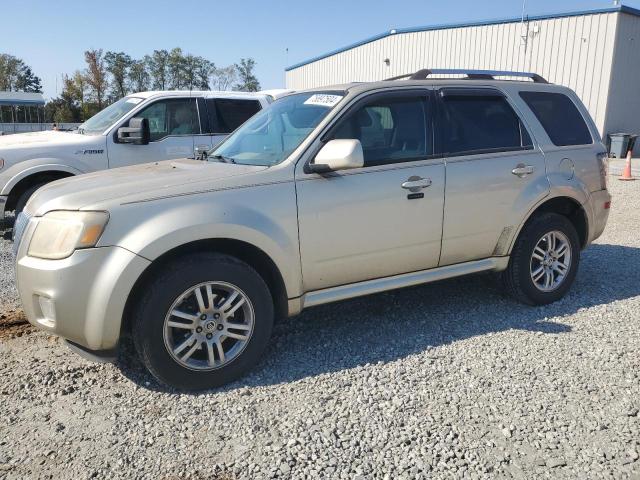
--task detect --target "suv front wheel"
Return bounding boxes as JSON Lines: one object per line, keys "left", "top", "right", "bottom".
{"left": 132, "top": 253, "right": 274, "bottom": 390}
{"left": 503, "top": 213, "right": 580, "bottom": 305}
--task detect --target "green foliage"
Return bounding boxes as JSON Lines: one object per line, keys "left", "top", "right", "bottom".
{"left": 104, "top": 51, "right": 133, "bottom": 99}
{"left": 234, "top": 58, "right": 260, "bottom": 92}
{"left": 0, "top": 53, "right": 42, "bottom": 92}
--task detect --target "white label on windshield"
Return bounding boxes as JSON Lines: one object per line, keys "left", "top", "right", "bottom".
{"left": 304, "top": 94, "right": 343, "bottom": 107}
{"left": 126, "top": 97, "right": 143, "bottom": 104}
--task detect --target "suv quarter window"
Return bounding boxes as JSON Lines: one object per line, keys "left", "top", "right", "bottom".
{"left": 438, "top": 88, "right": 533, "bottom": 156}
{"left": 206, "top": 98, "right": 262, "bottom": 134}
{"left": 326, "top": 91, "right": 433, "bottom": 167}
{"left": 519, "top": 91, "right": 592, "bottom": 147}
{"left": 134, "top": 98, "right": 200, "bottom": 142}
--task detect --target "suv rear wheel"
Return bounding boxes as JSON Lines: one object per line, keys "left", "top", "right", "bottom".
{"left": 132, "top": 253, "right": 274, "bottom": 390}
{"left": 503, "top": 213, "right": 580, "bottom": 305}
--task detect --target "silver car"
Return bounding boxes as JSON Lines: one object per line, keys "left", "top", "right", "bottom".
{"left": 14, "top": 69, "right": 611, "bottom": 390}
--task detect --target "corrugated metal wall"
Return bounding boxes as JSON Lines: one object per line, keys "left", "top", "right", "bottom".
{"left": 605, "top": 12, "right": 640, "bottom": 148}
{"left": 286, "top": 11, "right": 623, "bottom": 134}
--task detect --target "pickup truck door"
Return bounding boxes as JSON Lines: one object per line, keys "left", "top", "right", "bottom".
{"left": 296, "top": 90, "right": 445, "bottom": 292}
{"left": 106, "top": 96, "right": 201, "bottom": 168}
{"left": 436, "top": 87, "right": 549, "bottom": 266}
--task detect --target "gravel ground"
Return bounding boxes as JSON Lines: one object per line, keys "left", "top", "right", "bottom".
{"left": 1, "top": 179, "right": 639, "bottom": 480}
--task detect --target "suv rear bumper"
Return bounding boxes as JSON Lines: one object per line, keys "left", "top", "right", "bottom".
{"left": 16, "top": 245, "right": 150, "bottom": 351}
{"left": 585, "top": 188, "right": 611, "bottom": 245}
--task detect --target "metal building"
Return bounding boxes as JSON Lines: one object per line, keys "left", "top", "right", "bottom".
{"left": 285, "top": 5, "right": 640, "bottom": 146}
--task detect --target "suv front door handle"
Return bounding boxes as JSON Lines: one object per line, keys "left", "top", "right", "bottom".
{"left": 511, "top": 164, "right": 535, "bottom": 177}
{"left": 401, "top": 177, "right": 432, "bottom": 190}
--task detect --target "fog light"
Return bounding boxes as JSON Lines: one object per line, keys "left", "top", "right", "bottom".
{"left": 37, "top": 295, "right": 56, "bottom": 327}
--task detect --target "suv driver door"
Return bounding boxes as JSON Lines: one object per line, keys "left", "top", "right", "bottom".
{"left": 296, "top": 90, "right": 445, "bottom": 292}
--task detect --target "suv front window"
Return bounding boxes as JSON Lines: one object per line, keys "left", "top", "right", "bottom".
{"left": 210, "top": 91, "right": 344, "bottom": 166}
{"left": 78, "top": 97, "right": 143, "bottom": 134}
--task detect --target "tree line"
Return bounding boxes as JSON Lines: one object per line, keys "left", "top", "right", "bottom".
{"left": 1, "top": 50, "right": 261, "bottom": 123}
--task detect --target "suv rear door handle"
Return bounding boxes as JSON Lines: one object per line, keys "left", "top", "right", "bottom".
{"left": 511, "top": 164, "right": 535, "bottom": 177}
{"left": 401, "top": 178, "right": 432, "bottom": 190}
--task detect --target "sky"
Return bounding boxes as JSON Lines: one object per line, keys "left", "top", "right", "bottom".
{"left": 4, "top": 0, "right": 640, "bottom": 99}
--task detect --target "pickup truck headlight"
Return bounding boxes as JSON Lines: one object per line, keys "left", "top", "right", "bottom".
{"left": 28, "top": 211, "right": 109, "bottom": 260}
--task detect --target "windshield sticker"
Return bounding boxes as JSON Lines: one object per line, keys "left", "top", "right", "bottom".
{"left": 125, "top": 97, "right": 143, "bottom": 104}
{"left": 304, "top": 94, "right": 343, "bottom": 107}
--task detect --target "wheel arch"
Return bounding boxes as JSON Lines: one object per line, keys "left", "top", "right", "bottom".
{"left": 3, "top": 164, "right": 81, "bottom": 211}
{"left": 120, "top": 238, "right": 289, "bottom": 338}
{"left": 508, "top": 195, "right": 589, "bottom": 255}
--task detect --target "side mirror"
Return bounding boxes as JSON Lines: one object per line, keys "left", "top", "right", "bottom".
{"left": 306, "top": 139, "right": 364, "bottom": 174}
{"left": 117, "top": 117, "right": 150, "bottom": 145}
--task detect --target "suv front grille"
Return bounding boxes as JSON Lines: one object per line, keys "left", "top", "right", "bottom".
{"left": 12, "top": 211, "right": 31, "bottom": 257}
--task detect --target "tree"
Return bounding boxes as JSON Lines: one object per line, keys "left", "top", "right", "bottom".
{"left": 147, "top": 50, "right": 169, "bottom": 90}
{"left": 195, "top": 58, "right": 213, "bottom": 90}
{"left": 234, "top": 58, "right": 260, "bottom": 92}
{"left": 210, "top": 65, "right": 237, "bottom": 91}
{"left": 168, "top": 47, "right": 185, "bottom": 89}
{"left": 84, "top": 49, "right": 108, "bottom": 109}
{"left": 129, "top": 59, "right": 150, "bottom": 93}
{"left": 0, "top": 53, "right": 42, "bottom": 92}
{"left": 104, "top": 51, "right": 132, "bottom": 99}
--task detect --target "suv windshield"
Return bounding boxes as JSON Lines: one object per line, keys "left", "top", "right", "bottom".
{"left": 78, "top": 96, "right": 143, "bottom": 134}
{"left": 210, "top": 91, "right": 344, "bottom": 166}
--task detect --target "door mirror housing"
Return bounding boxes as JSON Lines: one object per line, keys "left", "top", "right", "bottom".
{"left": 117, "top": 117, "right": 150, "bottom": 145}
{"left": 307, "top": 139, "right": 364, "bottom": 174}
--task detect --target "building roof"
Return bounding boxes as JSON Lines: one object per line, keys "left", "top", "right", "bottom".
{"left": 286, "top": 5, "right": 640, "bottom": 71}
{"left": 0, "top": 91, "right": 45, "bottom": 106}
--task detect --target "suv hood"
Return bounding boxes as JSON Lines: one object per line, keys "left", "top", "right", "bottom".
{"left": 27, "top": 158, "right": 268, "bottom": 216}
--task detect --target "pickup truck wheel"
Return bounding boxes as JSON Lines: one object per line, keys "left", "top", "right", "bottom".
{"left": 503, "top": 213, "right": 580, "bottom": 305}
{"left": 15, "top": 182, "right": 47, "bottom": 215}
{"left": 132, "top": 253, "right": 274, "bottom": 390}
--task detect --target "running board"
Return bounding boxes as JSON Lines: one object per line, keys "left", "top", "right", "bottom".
{"left": 296, "top": 257, "right": 509, "bottom": 311}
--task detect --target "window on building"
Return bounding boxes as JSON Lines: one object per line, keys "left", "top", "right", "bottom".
{"left": 440, "top": 92, "right": 532, "bottom": 155}
{"left": 520, "top": 91, "right": 592, "bottom": 146}
{"left": 329, "top": 94, "right": 432, "bottom": 166}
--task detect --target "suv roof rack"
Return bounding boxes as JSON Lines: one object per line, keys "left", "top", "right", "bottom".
{"left": 385, "top": 69, "right": 548, "bottom": 84}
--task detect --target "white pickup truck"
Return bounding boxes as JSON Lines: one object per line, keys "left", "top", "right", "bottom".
{"left": 0, "top": 90, "right": 282, "bottom": 224}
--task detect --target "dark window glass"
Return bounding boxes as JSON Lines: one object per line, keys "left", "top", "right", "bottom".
{"left": 208, "top": 99, "right": 262, "bottom": 134}
{"left": 520, "top": 91, "right": 592, "bottom": 146}
{"left": 135, "top": 98, "right": 199, "bottom": 142}
{"left": 441, "top": 94, "right": 532, "bottom": 155}
{"left": 329, "top": 95, "right": 431, "bottom": 166}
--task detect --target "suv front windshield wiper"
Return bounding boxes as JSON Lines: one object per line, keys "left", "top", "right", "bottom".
{"left": 209, "top": 154, "right": 236, "bottom": 164}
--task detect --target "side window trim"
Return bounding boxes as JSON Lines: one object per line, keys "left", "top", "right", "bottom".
{"left": 317, "top": 89, "right": 439, "bottom": 169}
{"left": 435, "top": 87, "right": 534, "bottom": 157}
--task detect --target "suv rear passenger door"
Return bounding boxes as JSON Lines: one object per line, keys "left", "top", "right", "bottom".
{"left": 437, "top": 87, "right": 549, "bottom": 266}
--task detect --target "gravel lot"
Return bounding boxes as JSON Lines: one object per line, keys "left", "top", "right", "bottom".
{"left": 1, "top": 179, "right": 639, "bottom": 480}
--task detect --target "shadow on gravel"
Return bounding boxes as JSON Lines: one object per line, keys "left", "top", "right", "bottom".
{"left": 117, "top": 243, "right": 640, "bottom": 393}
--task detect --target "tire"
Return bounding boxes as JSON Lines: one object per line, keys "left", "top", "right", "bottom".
{"left": 15, "top": 182, "right": 47, "bottom": 216}
{"left": 132, "top": 253, "right": 274, "bottom": 390}
{"left": 502, "top": 213, "right": 580, "bottom": 305}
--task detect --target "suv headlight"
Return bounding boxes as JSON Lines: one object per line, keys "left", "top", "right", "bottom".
{"left": 28, "top": 211, "right": 109, "bottom": 260}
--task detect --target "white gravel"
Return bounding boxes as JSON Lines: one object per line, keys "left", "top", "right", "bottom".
{"left": 1, "top": 179, "right": 639, "bottom": 479}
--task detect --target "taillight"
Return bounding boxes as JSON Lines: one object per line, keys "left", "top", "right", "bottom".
{"left": 597, "top": 152, "right": 608, "bottom": 190}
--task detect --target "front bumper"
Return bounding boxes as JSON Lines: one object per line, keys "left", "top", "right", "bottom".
{"left": 16, "top": 245, "right": 150, "bottom": 351}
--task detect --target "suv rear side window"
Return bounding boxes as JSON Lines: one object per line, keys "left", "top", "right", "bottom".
{"left": 207, "top": 99, "right": 262, "bottom": 134}
{"left": 329, "top": 94, "right": 432, "bottom": 167}
{"left": 519, "top": 91, "right": 592, "bottom": 146}
{"left": 440, "top": 92, "right": 532, "bottom": 156}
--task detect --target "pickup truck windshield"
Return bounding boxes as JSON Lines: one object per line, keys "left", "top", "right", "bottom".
{"left": 78, "top": 96, "right": 143, "bottom": 134}
{"left": 210, "top": 91, "right": 344, "bottom": 166}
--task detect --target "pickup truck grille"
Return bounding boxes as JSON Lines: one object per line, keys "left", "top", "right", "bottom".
{"left": 12, "top": 211, "right": 31, "bottom": 257}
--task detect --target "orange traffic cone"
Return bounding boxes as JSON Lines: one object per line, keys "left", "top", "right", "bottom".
{"left": 619, "top": 148, "right": 635, "bottom": 181}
